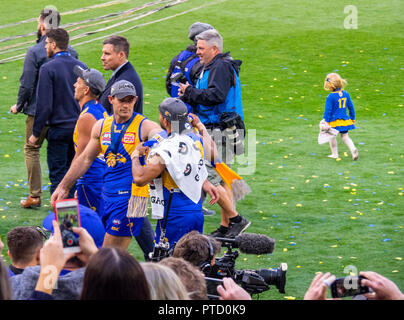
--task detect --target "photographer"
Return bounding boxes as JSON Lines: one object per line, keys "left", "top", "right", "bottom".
{"left": 304, "top": 271, "right": 404, "bottom": 300}
{"left": 172, "top": 231, "right": 251, "bottom": 300}
{"left": 179, "top": 29, "right": 249, "bottom": 239}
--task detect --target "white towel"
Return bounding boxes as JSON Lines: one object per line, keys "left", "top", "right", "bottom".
{"left": 148, "top": 132, "right": 207, "bottom": 205}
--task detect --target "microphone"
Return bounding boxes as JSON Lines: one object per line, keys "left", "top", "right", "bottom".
{"left": 213, "top": 233, "right": 275, "bottom": 255}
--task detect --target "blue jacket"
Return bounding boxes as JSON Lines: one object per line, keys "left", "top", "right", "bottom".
{"left": 16, "top": 35, "right": 78, "bottom": 116}
{"left": 98, "top": 61, "right": 143, "bottom": 115}
{"left": 181, "top": 52, "right": 243, "bottom": 125}
{"left": 32, "top": 52, "right": 86, "bottom": 137}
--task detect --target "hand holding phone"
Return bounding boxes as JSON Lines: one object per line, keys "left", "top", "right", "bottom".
{"left": 330, "top": 275, "right": 370, "bottom": 298}
{"left": 54, "top": 199, "right": 81, "bottom": 254}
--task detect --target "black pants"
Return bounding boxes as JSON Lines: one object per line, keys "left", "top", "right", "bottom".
{"left": 46, "top": 126, "right": 76, "bottom": 198}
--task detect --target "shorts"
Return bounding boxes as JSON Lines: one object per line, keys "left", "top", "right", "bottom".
{"left": 76, "top": 181, "right": 103, "bottom": 215}
{"left": 101, "top": 195, "right": 144, "bottom": 237}
{"left": 154, "top": 210, "right": 204, "bottom": 247}
{"left": 206, "top": 161, "right": 224, "bottom": 187}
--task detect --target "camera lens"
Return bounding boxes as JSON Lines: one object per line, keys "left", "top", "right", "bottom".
{"left": 256, "top": 263, "right": 288, "bottom": 293}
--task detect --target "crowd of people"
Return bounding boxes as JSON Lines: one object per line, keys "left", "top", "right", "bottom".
{"left": 1, "top": 7, "right": 402, "bottom": 301}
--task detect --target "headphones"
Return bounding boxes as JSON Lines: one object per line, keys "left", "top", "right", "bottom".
{"left": 199, "top": 236, "right": 214, "bottom": 274}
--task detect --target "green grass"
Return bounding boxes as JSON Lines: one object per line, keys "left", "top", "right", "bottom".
{"left": 0, "top": 0, "right": 403, "bottom": 300}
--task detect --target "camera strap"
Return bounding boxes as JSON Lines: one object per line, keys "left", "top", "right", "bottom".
{"left": 158, "top": 188, "right": 174, "bottom": 242}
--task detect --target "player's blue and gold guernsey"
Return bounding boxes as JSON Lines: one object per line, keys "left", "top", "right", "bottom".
{"left": 323, "top": 90, "right": 356, "bottom": 132}
{"left": 73, "top": 100, "right": 109, "bottom": 181}
{"left": 99, "top": 112, "right": 147, "bottom": 237}
{"left": 73, "top": 100, "right": 108, "bottom": 213}
{"left": 154, "top": 130, "right": 205, "bottom": 246}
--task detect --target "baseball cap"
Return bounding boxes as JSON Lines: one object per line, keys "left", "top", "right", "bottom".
{"left": 188, "top": 22, "right": 214, "bottom": 41}
{"left": 43, "top": 204, "right": 106, "bottom": 248}
{"left": 159, "top": 98, "right": 191, "bottom": 133}
{"left": 110, "top": 80, "right": 137, "bottom": 99}
{"left": 73, "top": 65, "right": 106, "bottom": 96}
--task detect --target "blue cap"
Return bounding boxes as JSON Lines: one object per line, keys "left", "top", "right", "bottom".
{"left": 43, "top": 204, "right": 105, "bottom": 248}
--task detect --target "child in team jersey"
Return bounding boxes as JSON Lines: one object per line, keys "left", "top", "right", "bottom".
{"left": 322, "top": 73, "right": 358, "bottom": 160}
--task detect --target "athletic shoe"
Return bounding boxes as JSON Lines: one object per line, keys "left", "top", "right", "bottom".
{"left": 226, "top": 216, "right": 251, "bottom": 238}
{"left": 209, "top": 227, "right": 228, "bottom": 238}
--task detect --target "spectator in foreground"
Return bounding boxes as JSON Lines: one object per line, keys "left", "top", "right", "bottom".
{"left": 7, "top": 226, "right": 44, "bottom": 276}
{"left": 141, "top": 262, "right": 189, "bottom": 300}
{"left": 159, "top": 257, "right": 208, "bottom": 300}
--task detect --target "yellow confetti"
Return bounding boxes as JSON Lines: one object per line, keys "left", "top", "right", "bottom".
{"left": 258, "top": 115, "right": 263, "bottom": 119}
{"left": 2, "top": 216, "right": 5, "bottom": 219}
{"left": 336, "top": 158, "right": 342, "bottom": 161}
{"left": 284, "top": 296, "right": 296, "bottom": 300}
{"left": 296, "top": 265, "right": 301, "bottom": 268}
{"left": 2, "top": 76, "right": 7, "bottom": 80}
{"left": 4, "top": 154, "right": 9, "bottom": 158}
{"left": 296, "top": 203, "right": 302, "bottom": 207}
{"left": 243, "top": 258, "right": 248, "bottom": 261}
{"left": 350, "top": 216, "right": 357, "bottom": 220}
{"left": 319, "top": 261, "right": 323, "bottom": 264}
{"left": 259, "top": 210, "right": 263, "bottom": 214}
{"left": 392, "top": 270, "right": 399, "bottom": 273}
{"left": 388, "top": 171, "right": 395, "bottom": 174}
{"left": 283, "top": 248, "right": 288, "bottom": 252}
{"left": 395, "top": 257, "right": 402, "bottom": 261}
{"left": 331, "top": 245, "right": 338, "bottom": 248}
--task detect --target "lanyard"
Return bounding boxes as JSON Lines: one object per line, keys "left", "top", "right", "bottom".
{"left": 110, "top": 113, "right": 136, "bottom": 154}
{"left": 53, "top": 51, "right": 71, "bottom": 58}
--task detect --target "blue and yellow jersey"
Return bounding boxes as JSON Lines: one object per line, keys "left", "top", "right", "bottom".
{"left": 161, "top": 131, "right": 204, "bottom": 213}
{"left": 99, "top": 112, "right": 146, "bottom": 198}
{"left": 323, "top": 90, "right": 355, "bottom": 132}
{"left": 73, "top": 100, "right": 109, "bottom": 182}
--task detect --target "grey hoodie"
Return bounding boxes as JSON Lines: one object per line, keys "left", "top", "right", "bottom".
{"left": 11, "top": 265, "right": 85, "bottom": 300}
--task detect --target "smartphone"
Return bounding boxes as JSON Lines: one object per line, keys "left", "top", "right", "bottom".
{"left": 54, "top": 199, "right": 81, "bottom": 253}
{"left": 330, "top": 275, "right": 370, "bottom": 298}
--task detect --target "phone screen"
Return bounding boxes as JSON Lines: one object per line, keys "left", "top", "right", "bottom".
{"left": 331, "top": 276, "right": 370, "bottom": 298}
{"left": 55, "top": 199, "right": 81, "bottom": 253}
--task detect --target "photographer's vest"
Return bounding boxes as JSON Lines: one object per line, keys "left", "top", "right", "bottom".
{"left": 195, "top": 67, "right": 244, "bottom": 125}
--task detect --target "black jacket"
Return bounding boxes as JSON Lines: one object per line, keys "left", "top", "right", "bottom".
{"left": 16, "top": 35, "right": 78, "bottom": 116}
{"left": 181, "top": 52, "right": 242, "bottom": 107}
{"left": 98, "top": 61, "right": 143, "bottom": 115}
{"left": 32, "top": 54, "right": 86, "bottom": 137}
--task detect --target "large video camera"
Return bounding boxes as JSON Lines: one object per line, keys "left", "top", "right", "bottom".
{"left": 204, "top": 233, "right": 287, "bottom": 298}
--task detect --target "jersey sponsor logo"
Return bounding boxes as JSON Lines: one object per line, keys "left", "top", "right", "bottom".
{"left": 113, "top": 219, "right": 121, "bottom": 225}
{"left": 122, "top": 132, "right": 136, "bottom": 144}
{"left": 102, "top": 131, "right": 111, "bottom": 145}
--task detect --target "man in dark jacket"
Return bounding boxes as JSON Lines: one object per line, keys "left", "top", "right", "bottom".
{"left": 28, "top": 28, "right": 86, "bottom": 198}
{"left": 98, "top": 35, "right": 143, "bottom": 115}
{"left": 179, "top": 29, "right": 249, "bottom": 239}
{"left": 10, "top": 8, "right": 78, "bottom": 208}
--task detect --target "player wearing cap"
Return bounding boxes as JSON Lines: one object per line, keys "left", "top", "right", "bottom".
{"left": 51, "top": 80, "right": 161, "bottom": 251}
{"left": 72, "top": 66, "right": 109, "bottom": 214}
{"left": 132, "top": 98, "right": 219, "bottom": 247}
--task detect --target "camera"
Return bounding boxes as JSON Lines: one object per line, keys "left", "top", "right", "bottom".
{"left": 170, "top": 72, "right": 188, "bottom": 84}
{"left": 204, "top": 241, "right": 287, "bottom": 297}
{"left": 330, "top": 275, "right": 370, "bottom": 298}
{"left": 149, "top": 240, "right": 176, "bottom": 262}
{"left": 219, "top": 112, "right": 245, "bottom": 155}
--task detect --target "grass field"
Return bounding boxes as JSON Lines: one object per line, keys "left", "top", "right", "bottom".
{"left": 0, "top": 0, "right": 403, "bottom": 300}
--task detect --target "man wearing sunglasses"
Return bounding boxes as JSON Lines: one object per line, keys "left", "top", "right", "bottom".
{"left": 51, "top": 80, "right": 161, "bottom": 253}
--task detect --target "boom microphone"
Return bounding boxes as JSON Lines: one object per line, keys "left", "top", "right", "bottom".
{"left": 214, "top": 233, "right": 275, "bottom": 255}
